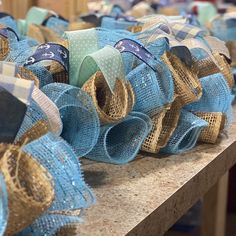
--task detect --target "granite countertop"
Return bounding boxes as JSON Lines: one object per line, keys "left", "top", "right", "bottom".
{"left": 76, "top": 111, "right": 236, "bottom": 236}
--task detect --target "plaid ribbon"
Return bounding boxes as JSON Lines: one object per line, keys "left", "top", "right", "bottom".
{"left": 182, "top": 38, "right": 218, "bottom": 66}
{"left": 204, "top": 36, "right": 230, "bottom": 60}
{"left": 138, "top": 28, "right": 193, "bottom": 66}
{"left": 0, "top": 75, "right": 34, "bottom": 105}
{"left": 171, "top": 23, "right": 207, "bottom": 41}
{"left": 0, "top": 61, "right": 17, "bottom": 77}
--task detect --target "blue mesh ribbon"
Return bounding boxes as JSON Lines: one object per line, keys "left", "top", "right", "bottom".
{"left": 101, "top": 16, "right": 139, "bottom": 30}
{"left": 18, "top": 132, "right": 95, "bottom": 236}
{"left": 15, "top": 100, "right": 47, "bottom": 142}
{"left": 18, "top": 214, "right": 82, "bottom": 236}
{"left": 42, "top": 15, "right": 69, "bottom": 36}
{"left": 127, "top": 60, "right": 174, "bottom": 116}
{"left": 86, "top": 112, "right": 152, "bottom": 164}
{"left": 185, "top": 73, "right": 233, "bottom": 113}
{"left": 5, "top": 39, "right": 35, "bottom": 66}
{"left": 41, "top": 83, "right": 100, "bottom": 156}
{"left": 161, "top": 110, "right": 208, "bottom": 154}
{"left": 0, "top": 16, "right": 19, "bottom": 36}
{"left": 0, "top": 26, "right": 19, "bottom": 41}
{"left": 0, "top": 174, "right": 8, "bottom": 236}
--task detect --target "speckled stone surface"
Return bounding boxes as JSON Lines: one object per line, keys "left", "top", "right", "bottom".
{"left": 77, "top": 112, "right": 236, "bottom": 236}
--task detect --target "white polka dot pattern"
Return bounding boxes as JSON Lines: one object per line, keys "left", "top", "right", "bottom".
{"left": 64, "top": 29, "right": 98, "bottom": 86}
{"left": 79, "top": 46, "right": 125, "bottom": 91}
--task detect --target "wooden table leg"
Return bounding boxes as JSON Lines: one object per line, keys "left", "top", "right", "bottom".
{"left": 201, "top": 172, "right": 229, "bottom": 236}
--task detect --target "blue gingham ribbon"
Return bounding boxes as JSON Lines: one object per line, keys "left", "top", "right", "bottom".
{"left": 0, "top": 75, "right": 34, "bottom": 105}
{"left": 170, "top": 23, "right": 207, "bottom": 41}
{"left": 0, "top": 61, "right": 18, "bottom": 77}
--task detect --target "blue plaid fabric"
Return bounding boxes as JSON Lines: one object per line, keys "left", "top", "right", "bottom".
{"left": 0, "top": 75, "right": 34, "bottom": 105}
{"left": 170, "top": 23, "right": 207, "bottom": 41}
{"left": 0, "top": 61, "right": 17, "bottom": 77}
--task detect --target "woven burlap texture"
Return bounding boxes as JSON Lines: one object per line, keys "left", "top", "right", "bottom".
{"left": 17, "top": 66, "right": 40, "bottom": 87}
{"left": 226, "top": 41, "right": 236, "bottom": 67}
{"left": 0, "top": 144, "right": 54, "bottom": 235}
{"left": 192, "top": 53, "right": 234, "bottom": 88}
{"left": 82, "top": 71, "right": 135, "bottom": 124}
{"left": 195, "top": 112, "right": 226, "bottom": 144}
{"left": 142, "top": 96, "right": 182, "bottom": 154}
{"left": 0, "top": 35, "right": 9, "bottom": 60}
{"left": 162, "top": 51, "right": 202, "bottom": 106}
{"left": 15, "top": 120, "right": 49, "bottom": 146}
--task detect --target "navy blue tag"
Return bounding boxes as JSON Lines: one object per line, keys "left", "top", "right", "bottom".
{"left": 0, "top": 87, "right": 26, "bottom": 143}
{"left": 24, "top": 43, "right": 69, "bottom": 72}
{"left": 115, "top": 39, "right": 159, "bottom": 71}
{"left": 0, "top": 27, "right": 19, "bottom": 40}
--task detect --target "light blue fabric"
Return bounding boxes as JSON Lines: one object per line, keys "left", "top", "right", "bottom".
{"left": 86, "top": 112, "right": 152, "bottom": 164}
{"left": 0, "top": 16, "right": 19, "bottom": 35}
{"left": 97, "top": 28, "right": 136, "bottom": 48}
{"left": 19, "top": 133, "right": 94, "bottom": 236}
{"left": 5, "top": 39, "right": 35, "bottom": 65}
{"left": 101, "top": 16, "right": 138, "bottom": 30}
{"left": 211, "top": 17, "right": 236, "bottom": 41}
{"left": 27, "top": 64, "right": 54, "bottom": 88}
{"left": 185, "top": 73, "right": 234, "bottom": 126}
{"left": 161, "top": 110, "right": 208, "bottom": 154}
{"left": 45, "top": 17, "right": 69, "bottom": 36}
{"left": 146, "top": 38, "right": 170, "bottom": 59}
{"left": 18, "top": 214, "right": 82, "bottom": 236}
{"left": 190, "top": 47, "right": 210, "bottom": 61}
{"left": 0, "top": 174, "right": 8, "bottom": 236}
{"left": 127, "top": 61, "right": 174, "bottom": 117}
{"left": 15, "top": 100, "right": 48, "bottom": 142}
{"left": 41, "top": 83, "right": 100, "bottom": 156}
